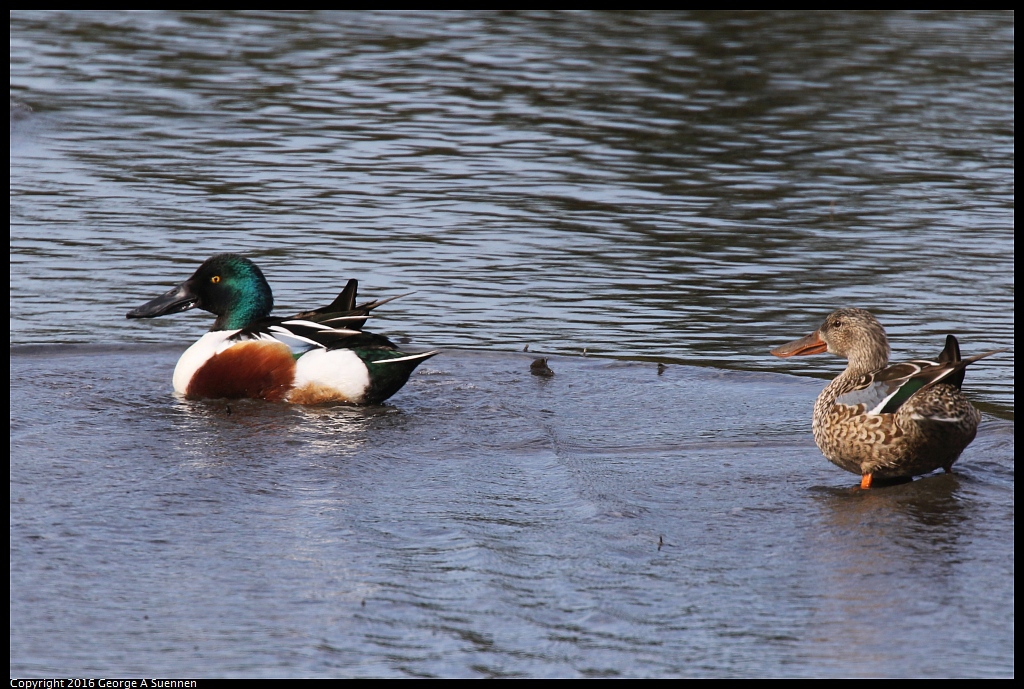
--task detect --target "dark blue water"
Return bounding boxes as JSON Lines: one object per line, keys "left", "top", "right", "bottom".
{"left": 10, "top": 11, "right": 1014, "bottom": 677}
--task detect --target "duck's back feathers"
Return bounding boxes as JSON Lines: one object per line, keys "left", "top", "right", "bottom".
{"left": 837, "top": 356, "right": 959, "bottom": 416}
{"left": 222, "top": 312, "right": 438, "bottom": 404}
{"left": 833, "top": 335, "right": 1002, "bottom": 416}
{"left": 292, "top": 278, "right": 410, "bottom": 331}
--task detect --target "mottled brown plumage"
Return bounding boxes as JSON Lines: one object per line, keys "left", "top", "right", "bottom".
{"left": 772, "top": 308, "right": 1000, "bottom": 488}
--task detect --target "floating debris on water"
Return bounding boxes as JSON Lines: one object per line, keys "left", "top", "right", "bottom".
{"left": 530, "top": 358, "right": 554, "bottom": 377}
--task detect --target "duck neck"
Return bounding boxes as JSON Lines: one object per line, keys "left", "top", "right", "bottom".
{"left": 211, "top": 289, "right": 273, "bottom": 331}
{"left": 844, "top": 343, "right": 890, "bottom": 378}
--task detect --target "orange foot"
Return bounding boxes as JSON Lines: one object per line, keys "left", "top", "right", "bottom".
{"left": 860, "top": 474, "right": 873, "bottom": 490}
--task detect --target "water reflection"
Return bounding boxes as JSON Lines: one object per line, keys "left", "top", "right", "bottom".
{"left": 8, "top": 12, "right": 1016, "bottom": 676}
{"left": 10, "top": 343, "right": 1014, "bottom": 676}
{"left": 9, "top": 11, "right": 1013, "bottom": 416}
{"left": 802, "top": 475, "right": 985, "bottom": 675}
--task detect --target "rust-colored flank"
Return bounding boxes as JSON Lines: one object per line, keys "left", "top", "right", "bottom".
{"left": 186, "top": 341, "right": 296, "bottom": 401}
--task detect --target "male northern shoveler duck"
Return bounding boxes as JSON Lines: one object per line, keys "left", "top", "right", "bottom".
{"left": 126, "top": 254, "right": 438, "bottom": 404}
{"left": 771, "top": 308, "right": 1001, "bottom": 489}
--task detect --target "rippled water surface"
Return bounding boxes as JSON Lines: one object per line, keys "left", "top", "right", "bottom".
{"left": 10, "top": 348, "right": 1015, "bottom": 677}
{"left": 10, "top": 10, "right": 1014, "bottom": 677}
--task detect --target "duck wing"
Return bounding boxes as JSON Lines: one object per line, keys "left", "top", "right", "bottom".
{"left": 292, "top": 279, "right": 410, "bottom": 331}
{"left": 836, "top": 336, "right": 1003, "bottom": 415}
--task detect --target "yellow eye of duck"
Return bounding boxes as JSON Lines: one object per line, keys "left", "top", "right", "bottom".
{"left": 211, "top": 275, "right": 220, "bottom": 284}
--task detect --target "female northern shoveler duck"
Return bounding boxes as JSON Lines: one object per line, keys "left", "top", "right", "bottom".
{"left": 771, "top": 308, "right": 1001, "bottom": 489}
{"left": 126, "top": 254, "right": 438, "bottom": 405}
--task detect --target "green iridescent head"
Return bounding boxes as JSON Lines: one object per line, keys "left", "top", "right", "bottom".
{"left": 127, "top": 253, "right": 274, "bottom": 331}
